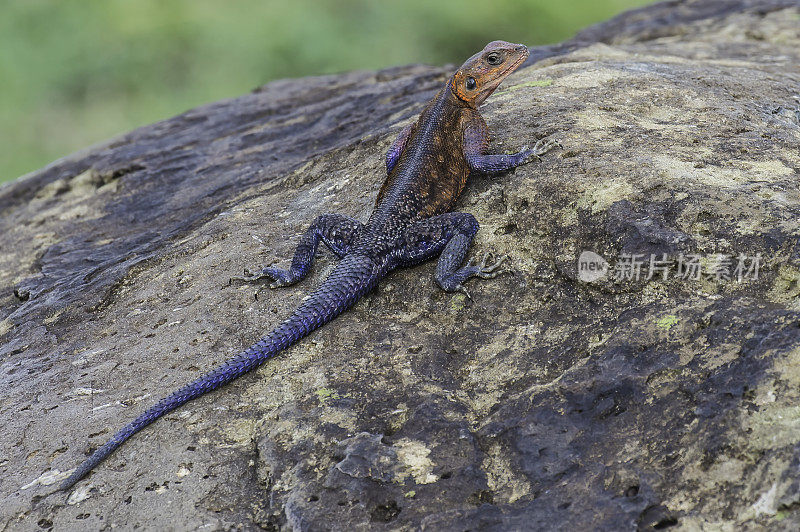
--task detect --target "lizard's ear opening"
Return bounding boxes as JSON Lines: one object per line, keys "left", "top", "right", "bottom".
{"left": 451, "top": 69, "right": 479, "bottom": 105}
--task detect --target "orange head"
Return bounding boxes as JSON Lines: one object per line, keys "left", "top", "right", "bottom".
{"left": 451, "top": 41, "right": 530, "bottom": 108}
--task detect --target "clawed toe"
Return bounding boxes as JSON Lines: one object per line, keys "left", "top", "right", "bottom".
{"left": 229, "top": 266, "right": 294, "bottom": 288}
{"left": 229, "top": 269, "right": 267, "bottom": 285}
{"left": 456, "top": 284, "right": 472, "bottom": 300}
{"left": 475, "top": 252, "right": 509, "bottom": 279}
{"left": 532, "top": 137, "right": 561, "bottom": 157}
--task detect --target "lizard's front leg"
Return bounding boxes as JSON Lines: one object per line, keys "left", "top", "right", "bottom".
{"left": 395, "top": 212, "right": 506, "bottom": 298}
{"left": 464, "top": 118, "right": 558, "bottom": 174}
{"left": 232, "top": 214, "right": 363, "bottom": 288}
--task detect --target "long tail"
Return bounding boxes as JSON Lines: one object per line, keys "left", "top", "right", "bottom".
{"left": 59, "top": 254, "right": 380, "bottom": 491}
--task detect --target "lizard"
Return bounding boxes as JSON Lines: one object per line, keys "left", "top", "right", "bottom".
{"left": 59, "top": 40, "right": 556, "bottom": 491}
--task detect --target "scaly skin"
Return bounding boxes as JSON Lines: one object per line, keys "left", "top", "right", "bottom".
{"left": 59, "top": 40, "right": 557, "bottom": 491}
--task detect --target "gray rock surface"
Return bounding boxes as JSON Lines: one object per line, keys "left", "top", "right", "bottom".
{"left": 2, "top": 0, "right": 800, "bottom": 530}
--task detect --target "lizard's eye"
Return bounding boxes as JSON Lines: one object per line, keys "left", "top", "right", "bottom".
{"left": 465, "top": 77, "right": 476, "bottom": 90}
{"left": 486, "top": 52, "right": 501, "bottom": 65}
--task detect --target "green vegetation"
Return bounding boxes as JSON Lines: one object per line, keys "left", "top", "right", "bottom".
{"left": 315, "top": 387, "right": 340, "bottom": 404}
{"left": 0, "top": 0, "right": 649, "bottom": 183}
{"left": 656, "top": 315, "right": 680, "bottom": 330}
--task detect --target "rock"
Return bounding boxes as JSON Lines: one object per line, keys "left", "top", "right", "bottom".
{"left": 2, "top": 0, "right": 800, "bottom": 529}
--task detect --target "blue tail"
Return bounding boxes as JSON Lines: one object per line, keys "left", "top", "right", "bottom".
{"left": 60, "top": 254, "right": 380, "bottom": 491}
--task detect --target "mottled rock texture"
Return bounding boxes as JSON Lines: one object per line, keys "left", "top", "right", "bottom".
{"left": 2, "top": 0, "right": 800, "bottom": 530}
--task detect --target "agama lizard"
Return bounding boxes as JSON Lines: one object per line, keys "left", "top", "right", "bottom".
{"left": 59, "top": 40, "right": 556, "bottom": 491}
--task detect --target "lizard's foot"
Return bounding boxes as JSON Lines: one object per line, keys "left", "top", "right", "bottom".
{"left": 532, "top": 137, "right": 561, "bottom": 156}
{"left": 471, "top": 252, "right": 509, "bottom": 279}
{"left": 518, "top": 137, "right": 561, "bottom": 165}
{"left": 438, "top": 252, "right": 511, "bottom": 299}
{"left": 229, "top": 266, "right": 298, "bottom": 289}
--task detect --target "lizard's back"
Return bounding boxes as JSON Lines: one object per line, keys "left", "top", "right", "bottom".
{"left": 369, "top": 85, "right": 472, "bottom": 231}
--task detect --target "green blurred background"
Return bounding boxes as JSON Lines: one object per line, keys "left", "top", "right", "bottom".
{"left": 0, "top": 0, "right": 650, "bottom": 184}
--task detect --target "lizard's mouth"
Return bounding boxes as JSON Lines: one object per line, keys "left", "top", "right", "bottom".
{"left": 496, "top": 47, "right": 529, "bottom": 83}
{"left": 478, "top": 48, "right": 529, "bottom": 104}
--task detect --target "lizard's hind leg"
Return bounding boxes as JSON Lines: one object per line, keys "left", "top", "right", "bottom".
{"left": 232, "top": 214, "right": 363, "bottom": 288}
{"left": 396, "top": 212, "right": 507, "bottom": 298}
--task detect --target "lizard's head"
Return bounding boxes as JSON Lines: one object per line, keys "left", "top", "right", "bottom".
{"left": 451, "top": 41, "right": 529, "bottom": 108}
